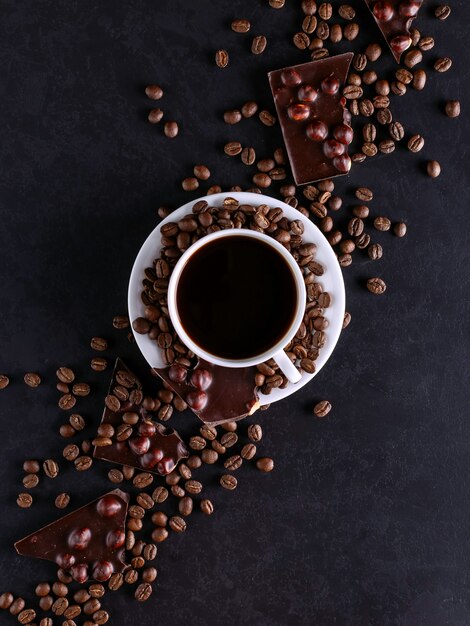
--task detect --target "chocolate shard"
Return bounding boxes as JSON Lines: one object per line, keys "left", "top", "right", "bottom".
{"left": 15, "top": 489, "right": 129, "bottom": 583}
{"left": 93, "top": 358, "right": 188, "bottom": 475}
{"left": 152, "top": 358, "right": 260, "bottom": 426}
{"left": 363, "top": 0, "right": 423, "bottom": 63}
{"left": 268, "top": 52, "right": 353, "bottom": 186}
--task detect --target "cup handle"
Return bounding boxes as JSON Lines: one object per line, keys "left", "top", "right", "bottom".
{"left": 272, "top": 349, "right": 302, "bottom": 384}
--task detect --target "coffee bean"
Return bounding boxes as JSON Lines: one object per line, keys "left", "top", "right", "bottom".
{"left": 0, "top": 374, "right": 9, "bottom": 390}
{"left": 57, "top": 382, "right": 69, "bottom": 393}
{"left": 17, "top": 608, "right": 36, "bottom": 624}
{"left": 390, "top": 223, "right": 407, "bottom": 240}
{"left": 152, "top": 486, "right": 168, "bottom": 503}
{"left": 39, "top": 596, "right": 53, "bottom": 611}
{"left": 83, "top": 598, "right": 100, "bottom": 615}
{"left": 246, "top": 424, "right": 261, "bottom": 442}
{"left": 293, "top": 32, "right": 310, "bottom": 49}
{"left": 336, "top": 4, "right": 353, "bottom": 19}
{"left": 169, "top": 516, "right": 186, "bottom": 533}
{"left": 379, "top": 139, "right": 395, "bottom": 154}
{"left": 231, "top": 18, "right": 250, "bottom": 32}
{"left": 189, "top": 435, "right": 206, "bottom": 451}
{"left": 368, "top": 243, "right": 383, "bottom": 260}
{"left": 434, "top": 57, "right": 452, "bottom": 73}
{"left": 56, "top": 367, "right": 75, "bottom": 384}
{"left": 164, "top": 121, "right": 179, "bottom": 138}
{"left": 131, "top": 555, "right": 145, "bottom": 569}
{"left": 435, "top": 4, "right": 451, "bottom": 19}
{"left": 223, "top": 109, "right": 242, "bottom": 125}
{"left": 142, "top": 567, "right": 158, "bottom": 583}
{"left": 256, "top": 457, "right": 274, "bottom": 473}
{"left": 0, "top": 592, "right": 13, "bottom": 609}
{"left": 182, "top": 177, "right": 199, "bottom": 192}
{"left": 152, "top": 511, "right": 168, "bottom": 527}
{"left": 52, "top": 581, "right": 68, "bottom": 597}
{"left": 72, "top": 382, "right": 90, "bottom": 397}
{"left": 199, "top": 499, "right": 214, "bottom": 516}
{"left": 81, "top": 440, "right": 92, "bottom": 454}
{"left": 133, "top": 472, "right": 153, "bottom": 488}
{"left": 344, "top": 22, "right": 359, "bottom": 40}
{"left": 367, "top": 277, "right": 387, "bottom": 295}
{"left": 90, "top": 337, "right": 107, "bottom": 351}
{"left": 17, "top": 493, "right": 33, "bottom": 508}
{"left": 185, "top": 479, "right": 202, "bottom": 495}
{"left": 187, "top": 455, "right": 202, "bottom": 470}
{"left": 220, "top": 474, "right": 237, "bottom": 490}
{"left": 88, "top": 584, "right": 105, "bottom": 599}
{"left": 201, "top": 449, "right": 218, "bottom": 464}
{"left": 23, "top": 473, "right": 39, "bottom": 488}
{"left": 269, "top": 0, "right": 285, "bottom": 7}
{"left": 313, "top": 400, "right": 332, "bottom": 417}
{"left": 62, "top": 444, "right": 79, "bottom": 461}
{"left": 200, "top": 424, "right": 217, "bottom": 441}
{"left": 178, "top": 496, "right": 193, "bottom": 517}
{"left": 259, "top": 110, "right": 276, "bottom": 126}
{"left": 215, "top": 49, "right": 229, "bottom": 68}
{"left": 220, "top": 432, "right": 238, "bottom": 448}
{"left": 355, "top": 187, "right": 373, "bottom": 202}
{"left": 104, "top": 394, "right": 120, "bottom": 412}
{"left": 74, "top": 456, "right": 92, "bottom": 471}
{"left": 407, "top": 134, "right": 424, "bottom": 152}
{"left": 24, "top": 372, "right": 41, "bottom": 388}
{"left": 135, "top": 583, "right": 153, "bottom": 602}
{"left": 419, "top": 36, "right": 434, "bottom": 51}
{"left": 148, "top": 108, "right": 163, "bottom": 124}
{"left": 374, "top": 216, "right": 391, "bottom": 231}
{"left": 90, "top": 357, "right": 108, "bottom": 372}
{"left": 389, "top": 121, "right": 404, "bottom": 141}
{"left": 427, "top": 160, "right": 441, "bottom": 178}
{"left": 240, "top": 443, "right": 256, "bottom": 461}
{"left": 43, "top": 459, "right": 59, "bottom": 478}
{"left": 444, "top": 100, "right": 460, "bottom": 118}
{"left": 145, "top": 84, "right": 163, "bottom": 100}
{"left": 251, "top": 35, "right": 267, "bottom": 54}
{"left": 224, "top": 455, "right": 243, "bottom": 471}
{"left": 224, "top": 141, "right": 243, "bottom": 157}
{"left": 55, "top": 492, "right": 70, "bottom": 509}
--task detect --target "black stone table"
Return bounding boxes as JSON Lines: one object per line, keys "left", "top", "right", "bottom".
{"left": 0, "top": 1, "right": 469, "bottom": 624}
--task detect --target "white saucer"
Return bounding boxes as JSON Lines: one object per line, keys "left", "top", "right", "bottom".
{"left": 128, "top": 192, "right": 345, "bottom": 405}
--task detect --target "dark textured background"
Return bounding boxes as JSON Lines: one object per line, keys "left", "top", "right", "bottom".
{"left": 0, "top": 1, "right": 469, "bottom": 625}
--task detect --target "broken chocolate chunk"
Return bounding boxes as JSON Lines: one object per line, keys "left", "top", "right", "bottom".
{"left": 364, "top": 1, "right": 423, "bottom": 62}
{"left": 15, "top": 489, "right": 129, "bottom": 583}
{"left": 268, "top": 53, "right": 354, "bottom": 185}
{"left": 93, "top": 359, "right": 188, "bottom": 475}
{"left": 153, "top": 358, "right": 260, "bottom": 426}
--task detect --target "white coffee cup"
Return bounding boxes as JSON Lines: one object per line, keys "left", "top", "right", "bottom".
{"left": 167, "top": 229, "right": 306, "bottom": 384}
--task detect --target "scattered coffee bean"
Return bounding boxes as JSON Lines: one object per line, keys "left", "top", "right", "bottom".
{"left": 169, "top": 516, "right": 186, "bottom": 532}
{"left": 241, "top": 443, "right": 257, "bottom": 460}
{"left": 89, "top": 584, "right": 105, "bottom": 598}
{"left": 164, "top": 121, "right": 179, "bottom": 138}
{"left": 63, "top": 444, "right": 79, "bottom": 461}
{"left": 59, "top": 393, "right": 76, "bottom": 410}
{"left": 259, "top": 110, "right": 276, "bottom": 126}
{"left": 23, "top": 459, "right": 40, "bottom": 473}
{"left": 220, "top": 474, "right": 237, "bottom": 490}
{"left": 224, "top": 141, "right": 243, "bottom": 156}
{"left": 91, "top": 357, "right": 108, "bottom": 371}
{"left": 72, "top": 382, "right": 90, "bottom": 397}
{"left": 435, "top": 4, "right": 451, "bottom": 19}
{"left": 215, "top": 49, "right": 229, "bottom": 68}
{"left": 152, "top": 486, "right": 168, "bottom": 503}
{"left": 224, "top": 109, "right": 242, "bottom": 124}
{"left": 0, "top": 374, "right": 9, "bottom": 389}
{"left": 224, "top": 455, "right": 243, "bottom": 471}
{"left": 74, "top": 456, "right": 92, "bottom": 471}
{"left": 434, "top": 57, "right": 452, "bottom": 73}
{"left": 251, "top": 35, "right": 267, "bottom": 55}
{"left": 56, "top": 367, "right": 75, "bottom": 384}
{"left": 374, "top": 216, "right": 391, "bottom": 231}
{"left": 231, "top": 18, "right": 250, "bottom": 33}
{"left": 241, "top": 147, "right": 256, "bottom": 165}
{"left": 355, "top": 187, "right": 373, "bottom": 201}
{"left": 43, "top": 459, "right": 59, "bottom": 478}
{"left": 178, "top": 496, "right": 193, "bottom": 517}
{"left": 133, "top": 472, "right": 153, "bottom": 488}
{"left": 241, "top": 101, "right": 258, "bottom": 118}
{"left": 427, "top": 160, "right": 441, "bottom": 178}
{"left": 445, "top": 100, "right": 460, "bottom": 118}
{"left": 407, "top": 134, "right": 424, "bottom": 152}
{"left": 145, "top": 85, "right": 163, "bottom": 100}
{"left": 90, "top": 337, "right": 107, "bottom": 351}
{"left": 393, "top": 222, "right": 407, "bottom": 237}
{"left": 313, "top": 400, "right": 332, "bottom": 417}
{"left": 256, "top": 457, "right": 274, "bottom": 472}
{"left": 368, "top": 243, "right": 383, "bottom": 260}
{"left": 201, "top": 449, "right": 218, "bottom": 464}
{"left": 135, "top": 583, "right": 153, "bottom": 602}
{"left": 193, "top": 165, "right": 210, "bottom": 180}
{"left": 148, "top": 108, "right": 163, "bottom": 124}
{"left": 269, "top": 0, "right": 285, "bottom": 7}
{"left": 248, "top": 424, "right": 263, "bottom": 442}
{"left": 22, "top": 474, "right": 39, "bottom": 488}
{"left": 367, "top": 277, "right": 387, "bottom": 294}
{"left": 17, "top": 493, "right": 33, "bottom": 508}
{"left": 24, "top": 372, "right": 41, "bottom": 388}
{"left": 0, "top": 592, "right": 13, "bottom": 609}
{"left": 55, "top": 492, "right": 70, "bottom": 509}
{"left": 343, "top": 312, "right": 351, "bottom": 329}
{"left": 182, "top": 177, "right": 199, "bottom": 191}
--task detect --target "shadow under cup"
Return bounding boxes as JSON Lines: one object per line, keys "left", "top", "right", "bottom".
{"left": 170, "top": 232, "right": 303, "bottom": 364}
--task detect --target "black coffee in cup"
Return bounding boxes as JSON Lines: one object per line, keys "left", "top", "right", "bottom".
{"left": 175, "top": 235, "right": 298, "bottom": 360}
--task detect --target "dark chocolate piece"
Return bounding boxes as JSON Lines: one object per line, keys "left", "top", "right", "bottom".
{"left": 268, "top": 53, "right": 353, "bottom": 186}
{"left": 363, "top": 1, "right": 423, "bottom": 62}
{"left": 15, "top": 489, "right": 129, "bottom": 583}
{"left": 93, "top": 359, "right": 188, "bottom": 475}
{"left": 153, "top": 358, "right": 260, "bottom": 426}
